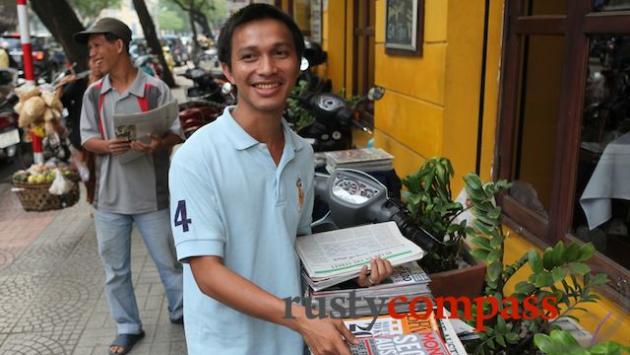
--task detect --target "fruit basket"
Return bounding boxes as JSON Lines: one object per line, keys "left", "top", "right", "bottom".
{"left": 12, "top": 164, "right": 80, "bottom": 212}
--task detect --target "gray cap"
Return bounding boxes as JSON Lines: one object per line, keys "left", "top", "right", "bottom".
{"left": 74, "top": 18, "right": 132, "bottom": 45}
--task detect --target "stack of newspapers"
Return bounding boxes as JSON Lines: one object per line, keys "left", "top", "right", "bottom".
{"left": 297, "top": 222, "right": 426, "bottom": 292}
{"left": 324, "top": 148, "right": 394, "bottom": 172}
{"left": 303, "top": 261, "right": 432, "bottom": 317}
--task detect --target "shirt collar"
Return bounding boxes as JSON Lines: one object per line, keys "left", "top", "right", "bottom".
{"left": 221, "top": 106, "right": 305, "bottom": 152}
{"left": 99, "top": 69, "right": 146, "bottom": 97}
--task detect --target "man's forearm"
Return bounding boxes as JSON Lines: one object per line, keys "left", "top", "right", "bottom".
{"left": 83, "top": 138, "right": 111, "bottom": 155}
{"left": 160, "top": 132, "right": 182, "bottom": 150}
{"left": 190, "top": 256, "right": 306, "bottom": 332}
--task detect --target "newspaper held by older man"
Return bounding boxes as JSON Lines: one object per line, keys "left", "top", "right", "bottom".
{"left": 113, "top": 99, "right": 178, "bottom": 164}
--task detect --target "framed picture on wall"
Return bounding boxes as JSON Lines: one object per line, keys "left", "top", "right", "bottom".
{"left": 385, "top": 0, "right": 424, "bottom": 56}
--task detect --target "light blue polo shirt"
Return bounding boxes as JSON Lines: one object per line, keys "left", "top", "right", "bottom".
{"left": 169, "top": 107, "right": 314, "bottom": 355}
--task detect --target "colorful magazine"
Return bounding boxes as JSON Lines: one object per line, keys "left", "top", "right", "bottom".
{"left": 350, "top": 332, "right": 450, "bottom": 355}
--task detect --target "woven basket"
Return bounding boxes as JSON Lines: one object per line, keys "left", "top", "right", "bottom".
{"left": 13, "top": 181, "right": 80, "bottom": 212}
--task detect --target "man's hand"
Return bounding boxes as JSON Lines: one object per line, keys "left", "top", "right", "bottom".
{"left": 107, "top": 138, "right": 131, "bottom": 156}
{"left": 296, "top": 312, "right": 357, "bottom": 355}
{"left": 356, "top": 257, "right": 394, "bottom": 288}
{"left": 130, "top": 134, "right": 162, "bottom": 154}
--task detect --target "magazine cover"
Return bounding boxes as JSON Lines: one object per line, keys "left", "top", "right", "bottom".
{"left": 344, "top": 312, "right": 439, "bottom": 338}
{"left": 350, "top": 332, "right": 450, "bottom": 355}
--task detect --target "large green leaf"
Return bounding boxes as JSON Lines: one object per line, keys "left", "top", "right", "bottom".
{"left": 505, "top": 332, "right": 519, "bottom": 344}
{"left": 576, "top": 243, "right": 595, "bottom": 262}
{"left": 564, "top": 242, "right": 581, "bottom": 262}
{"left": 568, "top": 262, "right": 591, "bottom": 275}
{"left": 551, "top": 241, "right": 566, "bottom": 266}
{"left": 590, "top": 273, "right": 609, "bottom": 286}
{"left": 487, "top": 262, "right": 502, "bottom": 282}
{"left": 552, "top": 266, "right": 568, "bottom": 282}
{"left": 495, "top": 334, "right": 506, "bottom": 347}
{"left": 515, "top": 281, "right": 536, "bottom": 295}
{"left": 471, "top": 248, "right": 490, "bottom": 261}
{"left": 543, "top": 247, "right": 556, "bottom": 269}
{"left": 487, "top": 250, "right": 502, "bottom": 264}
{"left": 472, "top": 236, "right": 491, "bottom": 250}
{"left": 589, "top": 341, "right": 627, "bottom": 355}
{"left": 464, "top": 173, "right": 482, "bottom": 190}
{"left": 529, "top": 250, "right": 543, "bottom": 273}
{"left": 533, "top": 271, "right": 554, "bottom": 287}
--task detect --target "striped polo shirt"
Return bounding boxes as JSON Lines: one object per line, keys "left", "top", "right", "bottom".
{"left": 80, "top": 70, "right": 181, "bottom": 214}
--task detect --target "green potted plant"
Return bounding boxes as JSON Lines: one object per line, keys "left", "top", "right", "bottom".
{"left": 402, "top": 157, "right": 486, "bottom": 298}
{"left": 462, "top": 173, "right": 627, "bottom": 355}
{"left": 534, "top": 329, "right": 629, "bottom": 355}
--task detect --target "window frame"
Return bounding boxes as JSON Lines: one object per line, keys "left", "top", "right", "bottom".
{"left": 496, "top": 0, "right": 630, "bottom": 308}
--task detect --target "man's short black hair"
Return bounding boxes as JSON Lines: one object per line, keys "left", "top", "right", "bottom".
{"left": 104, "top": 33, "right": 130, "bottom": 54}
{"left": 218, "top": 4, "right": 304, "bottom": 69}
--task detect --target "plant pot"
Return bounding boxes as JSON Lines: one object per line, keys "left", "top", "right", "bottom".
{"left": 429, "top": 250, "right": 486, "bottom": 299}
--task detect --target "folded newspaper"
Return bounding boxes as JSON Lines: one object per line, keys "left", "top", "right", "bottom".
{"left": 303, "top": 262, "right": 432, "bottom": 317}
{"left": 325, "top": 148, "right": 394, "bottom": 172}
{"left": 113, "top": 99, "right": 178, "bottom": 164}
{"left": 296, "top": 222, "right": 425, "bottom": 290}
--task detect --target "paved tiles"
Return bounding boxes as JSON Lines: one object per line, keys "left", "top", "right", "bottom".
{"left": 0, "top": 186, "right": 187, "bottom": 355}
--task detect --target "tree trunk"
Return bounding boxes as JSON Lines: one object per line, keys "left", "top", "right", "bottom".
{"left": 191, "top": 9, "right": 211, "bottom": 38}
{"left": 131, "top": 0, "right": 177, "bottom": 87}
{"left": 188, "top": 9, "right": 200, "bottom": 66}
{"left": 30, "top": 0, "right": 88, "bottom": 72}
{"left": 0, "top": 0, "right": 18, "bottom": 33}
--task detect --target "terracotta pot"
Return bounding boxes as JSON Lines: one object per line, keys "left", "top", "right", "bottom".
{"left": 429, "top": 251, "right": 486, "bottom": 299}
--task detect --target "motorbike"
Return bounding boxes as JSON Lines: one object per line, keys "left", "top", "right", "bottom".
{"left": 300, "top": 40, "right": 332, "bottom": 93}
{"left": 179, "top": 67, "right": 227, "bottom": 103}
{"left": 134, "top": 54, "right": 163, "bottom": 79}
{"left": 178, "top": 70, "right": 234, "bottom": 139}
{"left": 312, "top": 168, "right": 439, "bottom": 252}
{"left": 296, "top": 86, "right": 384, "bottom": 152}
{"left": 0, "top": 68, "right": 30, "bottom": 166}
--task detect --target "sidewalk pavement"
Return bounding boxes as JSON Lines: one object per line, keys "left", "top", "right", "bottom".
{"left": 0, "top": 74, "right": 192, "bottom": 355}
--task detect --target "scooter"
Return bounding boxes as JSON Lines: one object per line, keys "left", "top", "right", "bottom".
{"left": 178, "top": 82, "right": 234, "bottom": 139}
{"left": 312, "top": 168, "right": 439, "bottom": 252}
{"left": 297, "top": 86, "right": 384, "bottom": 152}
{"left": 135, "top": 54, "right": 163, "bottom": 79}
{"left": 179, "top": 67, "right": 226, "bottom": 103}
{"left": 0, "top": 68, "right": 28, "bottom": 166}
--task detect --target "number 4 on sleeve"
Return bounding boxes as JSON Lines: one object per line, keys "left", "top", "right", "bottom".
{"left": 174, "top": 200, "right": 192, "bottom": 232}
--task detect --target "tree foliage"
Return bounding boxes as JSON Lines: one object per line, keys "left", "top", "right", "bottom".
{"left": 158, "top": 10, "right": 186, "bottom": 32}
{"left": 67, "top": 0, "right": 122, "bottom": 22}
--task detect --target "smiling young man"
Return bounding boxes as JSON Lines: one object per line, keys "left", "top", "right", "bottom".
{"left": 74, "top": 18, "right": 183, "bottom": 355}
{"left": 169, "top": 5, "right": 393, "bottom": 355}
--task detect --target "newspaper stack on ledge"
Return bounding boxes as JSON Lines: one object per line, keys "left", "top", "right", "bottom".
{"left": 325, "top": 148, "right": 394, "bottom": 172}
{"left": 303, "top": 261, "right": 432, "bottom": 317}
{"left": 296, "top": 222, "right": 425, "bottom": 291}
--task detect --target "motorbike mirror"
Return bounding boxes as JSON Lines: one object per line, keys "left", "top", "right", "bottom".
{"left": 300, "top": 57, "right": 310, "bottom": 71}
{"left": 221, "top": 82, "right": 233, "bottom": 95}
{"left": 367, "top": 86, "right": 385, "bottom": 101}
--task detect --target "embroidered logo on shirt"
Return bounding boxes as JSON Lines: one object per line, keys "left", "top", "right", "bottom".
{"left": 296, "top": 177, "right": 305, "bottom": 211}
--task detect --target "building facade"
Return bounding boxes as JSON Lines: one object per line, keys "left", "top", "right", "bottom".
{"left": 278, "top": 0, "right": 629, "bottom": 345}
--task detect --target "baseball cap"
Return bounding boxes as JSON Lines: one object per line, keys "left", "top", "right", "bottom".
{"left": 74, "top": 18, "right": 132, "bottom": 45}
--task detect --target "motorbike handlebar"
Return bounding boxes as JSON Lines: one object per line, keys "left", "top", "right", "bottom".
{"left": 388, "top": 208, "right": 437, "bottom": 252}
